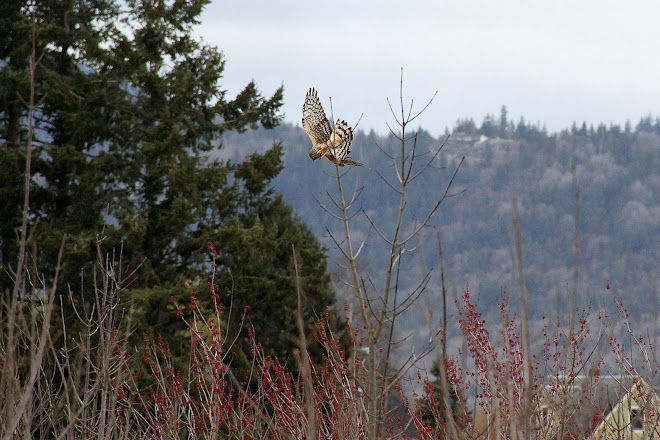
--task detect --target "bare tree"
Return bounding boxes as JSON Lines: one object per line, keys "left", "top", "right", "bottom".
{"left": 319, "top": 69, "right": 464, "bottom": 439}
{"left": 0, "top": 14, "right": 133, "bottom": 438}
{"left": 0, "top": 13, "right": 59, "bottom": 439}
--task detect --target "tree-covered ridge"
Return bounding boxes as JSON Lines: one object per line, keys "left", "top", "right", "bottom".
{"left": 218, "top": 112, "right": 658, "bottom": 321}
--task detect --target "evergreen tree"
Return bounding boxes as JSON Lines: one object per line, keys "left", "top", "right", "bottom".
{"left": 499, "top": 104, "right": 508, "bottom": 138}
{"left": 212, "top": 189, "right": 337, "bottom": 375}
{"left": 0, "top": 0, "right": 335, "bottom": 367}
{"left": 453, "top": 117, "right": 477, "bottom": 134}
{"left": 480, "top": 114, "right": 498, "bottom": 137}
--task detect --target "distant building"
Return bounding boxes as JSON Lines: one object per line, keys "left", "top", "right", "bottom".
{"left": 539, "top": 375, "right": 660, "bottom": 440}
{"left": 449, "top": 132, "right": 485, "bottom": 146}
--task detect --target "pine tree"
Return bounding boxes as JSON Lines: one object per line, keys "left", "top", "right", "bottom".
{"left": 0, "top": 0, "right": 334, "bottom": 368}
{"left": 499, "top": 104, "right": 509, "bottom": 138}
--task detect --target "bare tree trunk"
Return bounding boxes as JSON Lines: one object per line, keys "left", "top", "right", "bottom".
{"left": 323, "top": 69, "right": 463, "bottom": 439}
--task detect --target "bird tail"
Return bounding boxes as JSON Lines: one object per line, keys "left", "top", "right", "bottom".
{"left": 339, "top": 159, "right": 362, "bottom": 166}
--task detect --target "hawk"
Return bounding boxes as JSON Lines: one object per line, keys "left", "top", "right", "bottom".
{"left": 302, "top": 88, "right": 362, "bottom": 166}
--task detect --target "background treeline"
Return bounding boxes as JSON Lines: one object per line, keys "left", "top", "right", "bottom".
{"left": 218, "top": 111, "right": 659, "bottom": 332}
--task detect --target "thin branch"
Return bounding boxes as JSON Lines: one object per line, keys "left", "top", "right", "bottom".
{"left": 408, "top": 90, "right": 438, "bottom": 124}
{"left": 374, "top": 140, "right": 396, "bottom": 160}
{"left": 398, "top": 157, "right": 465, "bottom": 245}
{"left": 408, "top": 135, "right": 450, "bottom": 183}
{"left": 372, "top": 167, "right": 403, "bottom": 194}
{"left": 363, "top": 211, "right": 394, "bottom": 246}
{"left": 312, "top": 193, "right": 344, "bottom": 221}
{"left": 292, "top": 245, "right": 317, "bottom": 440}
{"left": 511, "top": 191, "right": 533, "bottom": 439}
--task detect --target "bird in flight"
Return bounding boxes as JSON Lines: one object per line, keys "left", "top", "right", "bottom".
{"left": 302, "top": 88, "right": 361, "bottom": 166}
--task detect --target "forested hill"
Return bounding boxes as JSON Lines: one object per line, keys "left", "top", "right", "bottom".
{"left": 216, "top": 114, "right": 659, "bottom": 322}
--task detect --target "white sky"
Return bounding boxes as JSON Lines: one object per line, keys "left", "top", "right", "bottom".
{"left": 196, "top": 1, "right": 660, "bottom": 136}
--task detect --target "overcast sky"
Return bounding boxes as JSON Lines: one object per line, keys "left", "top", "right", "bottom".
{"left": 196, "top": 1, "right": 660, "bottom": 137}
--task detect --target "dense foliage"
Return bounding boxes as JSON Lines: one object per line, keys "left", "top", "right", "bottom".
{"left": 0, "top": 0, "right": 335, "bottom": 367}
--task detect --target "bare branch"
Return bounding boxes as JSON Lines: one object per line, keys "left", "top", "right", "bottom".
{"left": 363, "top": 211, "right": 394, "bottom": 246}
{"left": 312, "top": 192, "right": 344, "bottom": 221}
{"left": 399, "top": 157, "right": 465, "bottom": 245}
{"left": 407, "top": 135, "right": 450, "bottom": 183}
{"left": 374, "top": 140, "right": 396, "bottom": 160}
{"left": 372, "top": 168, "right": 403, "bottom": 195}
{"left": 292, "top": 245, "right": 317, "bottom": 440}
{"left": 408, "top": 90, "right": 438, "bottom": 123}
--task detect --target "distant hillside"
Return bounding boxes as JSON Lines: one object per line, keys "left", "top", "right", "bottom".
{"left": 214, "top": 114, "right": 659, "bottom": 333}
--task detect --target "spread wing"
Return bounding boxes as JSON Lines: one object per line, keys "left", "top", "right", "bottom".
{"left": 329, "top": 119, "right": 354, "bottom": 163}
{"left": 302, "top": 88, "right": 332, "bottom": 146}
